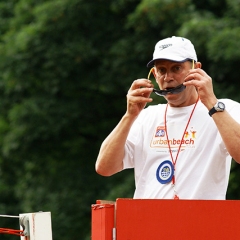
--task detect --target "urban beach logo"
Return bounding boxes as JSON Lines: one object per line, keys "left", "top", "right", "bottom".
{"left": 150, "top": 126, "right": 196, "bottom": 149}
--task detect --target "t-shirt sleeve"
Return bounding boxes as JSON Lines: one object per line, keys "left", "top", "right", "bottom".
{"left": 122, "top": 110, "right": 146, "bottom": 169}
{"left": 225, "top": 99, "right": 240, "bottom": 123}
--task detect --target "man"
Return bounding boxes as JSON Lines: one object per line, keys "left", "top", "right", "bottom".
{"left": 95, "top": 36, "right": 240, "bottom": 199}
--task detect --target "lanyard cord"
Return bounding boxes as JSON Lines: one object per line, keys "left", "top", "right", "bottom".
{"left": 164, "top": 96, "right": 199, "bottom": 184}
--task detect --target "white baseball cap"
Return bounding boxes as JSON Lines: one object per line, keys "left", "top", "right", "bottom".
{"left": 147, "top": 36, "right": 197, "bottom": 67}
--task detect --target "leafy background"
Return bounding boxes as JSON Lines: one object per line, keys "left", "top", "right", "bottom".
{"left": 0, "top": 0, "right": 240, "bottom": 239}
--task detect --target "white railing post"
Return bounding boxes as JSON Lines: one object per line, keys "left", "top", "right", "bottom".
{"left": 19, "top": 212, "right": 52, "bottom": 240}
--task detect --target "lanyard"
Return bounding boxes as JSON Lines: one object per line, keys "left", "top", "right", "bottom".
{"left": 164, "top": 97, "right": 199, "bottom": 198}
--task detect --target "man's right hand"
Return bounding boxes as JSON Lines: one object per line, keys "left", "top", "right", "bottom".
{"left": 126, "top": 79, "right": 154, "bottom": 117}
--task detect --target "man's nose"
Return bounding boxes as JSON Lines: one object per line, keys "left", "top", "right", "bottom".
{"left": 163, "top": 71, "right": 174, "bottom": 82}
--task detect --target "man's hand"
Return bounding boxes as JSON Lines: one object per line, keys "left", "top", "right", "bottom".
{"left": 184, "top": 68, "right": 217, "bottom": 110}
{"left": 126, "top": 79, "right": 154, "bottom": 117}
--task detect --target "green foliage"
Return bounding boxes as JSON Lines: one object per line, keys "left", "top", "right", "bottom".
{"left": 127, "top": 0, "right": 192, "bottom": 32}
{"left": 0, "top": 0, "right": 239, "bottom": 239}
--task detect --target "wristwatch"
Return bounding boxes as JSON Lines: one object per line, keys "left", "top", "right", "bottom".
{"left": 209, "top": 101, "right": 225, "bottom": 117}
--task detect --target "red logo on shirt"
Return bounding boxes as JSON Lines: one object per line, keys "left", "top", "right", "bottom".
{"left": 155, "top": 126, "right": 165, "bottom": 137}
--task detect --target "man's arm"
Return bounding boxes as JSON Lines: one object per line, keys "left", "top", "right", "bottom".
{"left": 95, "top": 113, "right": 136, "bottom": 176}
{"left": 211, "top": 110, "right": 240, "bottom": 163}
{"left": 184, "top": 67, "right": 240, "bottom": 163}
{"left": 95, "top": 79, "right": 153, "bottom": 176}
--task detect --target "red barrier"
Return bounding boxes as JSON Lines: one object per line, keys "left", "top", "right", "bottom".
{"left": 91, "top": 201, "right": 115, "bottom": 240}
{"left": 92, "top": 199, "right": 240, "bottom": 240}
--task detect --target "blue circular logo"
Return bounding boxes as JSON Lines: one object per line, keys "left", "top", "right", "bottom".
{"left": 156, "top": 160, "right": 174, "bottom": 184}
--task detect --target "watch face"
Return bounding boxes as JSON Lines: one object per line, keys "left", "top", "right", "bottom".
{"left": 217, "top": 102, "right": 225, "bottom": 110}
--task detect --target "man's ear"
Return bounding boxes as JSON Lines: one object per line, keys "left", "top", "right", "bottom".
{"left": 196, "top": 62, "right": 202, "bottom": 69}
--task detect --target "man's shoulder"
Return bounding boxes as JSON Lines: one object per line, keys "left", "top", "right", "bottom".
{"left": 220, "top": 98, "right": 240, "bottom": 108}
{"left": 220, "top": 98, "right": 238, "bottom": 103}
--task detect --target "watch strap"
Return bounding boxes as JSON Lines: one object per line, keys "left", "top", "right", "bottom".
{"left": 209, "top": 107, "right": 217, "bottom": 117}
{"left": 208, "top": 101, "right": 225, "bottom": 117}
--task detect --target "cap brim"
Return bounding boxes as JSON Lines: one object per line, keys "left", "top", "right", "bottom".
{"left": 146, "top": 58, "right": 191, "bottom": 68}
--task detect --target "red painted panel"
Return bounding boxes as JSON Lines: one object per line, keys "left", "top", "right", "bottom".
{"left": 116, "top": 199, "right": 240, "bottom": 240}
{"left": 91, "top": 203, "right": 115, "bottom": 240}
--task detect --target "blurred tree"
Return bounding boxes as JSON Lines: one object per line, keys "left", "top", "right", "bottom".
{"left": 0, "top": 0, "right": 239, "bottom": 239}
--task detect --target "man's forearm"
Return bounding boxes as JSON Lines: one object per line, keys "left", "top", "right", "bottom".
{"left": 212, "top": 111, "right": 240, "bottom": 163}
{"left": 95, "top": 113, "right": 137, "bottom": 176}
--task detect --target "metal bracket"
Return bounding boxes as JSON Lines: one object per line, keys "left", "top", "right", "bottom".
{"left": 19, "top": 215, "right": 30, "bottom": 236}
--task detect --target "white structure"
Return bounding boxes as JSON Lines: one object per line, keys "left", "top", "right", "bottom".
{"left": 19, "top": 212, "right": 52, "bottom": 240}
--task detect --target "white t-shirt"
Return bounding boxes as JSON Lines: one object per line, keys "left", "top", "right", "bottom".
{"left": 123, "top": 99, "right": 240, "bottom": 199}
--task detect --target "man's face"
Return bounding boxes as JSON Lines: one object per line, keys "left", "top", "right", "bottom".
{"left": 153, "top": 60, "right": 194, "bottom": 105}
{"left": 154, "top": 60, "right": 192, "bottom": 90}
